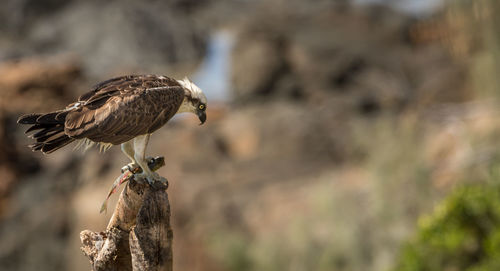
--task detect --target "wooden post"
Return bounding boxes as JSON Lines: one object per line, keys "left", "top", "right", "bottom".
{"left": 80, "top": 157, "right": 173, "bottom": 271}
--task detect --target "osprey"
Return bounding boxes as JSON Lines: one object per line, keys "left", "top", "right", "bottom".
{"left": 17, "top": 74, "right": 207, "bottom": 184}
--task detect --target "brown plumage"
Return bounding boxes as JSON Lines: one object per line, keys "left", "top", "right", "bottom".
{"left": 18, "top": 75, "right": 185, "bottom": 154}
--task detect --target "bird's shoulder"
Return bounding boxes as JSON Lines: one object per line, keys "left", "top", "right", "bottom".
{"left": 78, "top": 75, "right": 183, "bottom": 104}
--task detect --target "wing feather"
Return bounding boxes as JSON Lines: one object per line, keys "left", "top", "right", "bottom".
{"left": 78, "top": 75, "right": 131, "bottom": 101}
{"left": 65, "top": 75, "right": 184, "bottom": 145}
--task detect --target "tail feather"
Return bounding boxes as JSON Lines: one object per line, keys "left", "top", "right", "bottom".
{"left": 35, "top": 112, "right": 61, "bottom": 124}
{"left": 25, "top": 123, "right": 51, "bottom": 134}
{"left": 18, "top": 111, "right": 75, "bottom": 154}
{"left": 40, "top": 135, "right": 74, "bottom": 154}
{"left": 32, "top": 125, "right": 62, "bottom": 139}
{"left": 29, "top": 142, "right": 43, "bottom": 151}
{"left": 17, "top": 113, "right": 43, "bottom": 124}
{"left": 35, "top": 130, "right": 65, "bottom": 143}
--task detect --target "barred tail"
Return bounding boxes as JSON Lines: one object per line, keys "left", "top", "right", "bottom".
{"left": 17, "top": 111, "right": 75, "bottom": 154}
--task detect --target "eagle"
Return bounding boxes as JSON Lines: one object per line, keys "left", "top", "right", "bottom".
{"left": 17, "top": 74, "right": 207, "bottom": 184}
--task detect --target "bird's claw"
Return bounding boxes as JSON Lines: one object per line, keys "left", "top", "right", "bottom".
{"left": 121, "top": 158, "right": 155, "bottom": 173}
{"left": 121, "top": 163, "right": 138, "bottom": 173}
{"left": 146, "top": 156, "right": 155, "bottom": 164}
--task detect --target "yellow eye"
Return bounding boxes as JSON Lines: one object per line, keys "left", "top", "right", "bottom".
{"left": 199, "top": 104, "right": 205, "bottom": 110}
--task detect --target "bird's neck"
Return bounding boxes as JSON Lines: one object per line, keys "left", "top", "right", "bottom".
{"left": 176, "top": 98, "right": 195, "bottom": 114}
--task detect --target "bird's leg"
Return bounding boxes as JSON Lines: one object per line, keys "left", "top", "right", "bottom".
{"left": 133, "top": 134, "right": 166, "bottom": 185}
{"left": 120, "top": 140, "right": 138, "bottom": 173}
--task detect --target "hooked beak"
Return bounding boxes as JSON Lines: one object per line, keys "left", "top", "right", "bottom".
{"left": 197, "top": 110, "right": 206, "bottom": 125}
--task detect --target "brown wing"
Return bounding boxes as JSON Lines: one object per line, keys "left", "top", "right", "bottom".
{"left": 64, "top": 75, "right": 184, "bottom": 145}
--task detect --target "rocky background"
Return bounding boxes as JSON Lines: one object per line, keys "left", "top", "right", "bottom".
{"left": 0, "top": 0, "right": 499, "bottom": 270}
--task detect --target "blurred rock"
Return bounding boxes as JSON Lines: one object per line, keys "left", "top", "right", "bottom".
{"left": 230, "top": 2, "right": 469, "bottom": 114}
{"left": 231, "top": 32, "right": 287, "bottom": 101}
{"left": 0, "top": 56, "right": 82, "bottom": 113}
{"left": 0, "top": 0, "right": 207, "bottom": 78}
{"left": 217, "top": 111, "right": 260, "bottom": 160}
{"left": 0, "top": 56, "right": 83, "bottom": 220}
{"left": 0, "top": 112, "right": 39, "bottom": 199}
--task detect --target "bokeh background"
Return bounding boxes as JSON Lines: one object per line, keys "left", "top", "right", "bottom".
{"left": 1, "top": 0, "right": 500, "bottom": 270}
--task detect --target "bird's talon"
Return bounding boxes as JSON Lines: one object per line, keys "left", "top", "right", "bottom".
{"left": 146, "top": 156, "right": 155, "bottom": 164}
{"left": 159, "top": 177, "right": 168, "bottom": 185}
{"left": 146, "top": 176, "right": 155, "bottom": 185}
{"left": 121, "top": 163, "right": 138, "bottom": 173}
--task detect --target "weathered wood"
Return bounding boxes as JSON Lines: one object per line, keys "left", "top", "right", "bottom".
{"left": 80, "top": 227, "right": 131, "bottom": 271}
{"left": 130, "top": 186, "right": 173, "bottom": 271}
{"left": 80, "top": 157, "right": 173, "bottom": 271}
{"left": 107, "top": 180, "right": 148, "bottom": 232}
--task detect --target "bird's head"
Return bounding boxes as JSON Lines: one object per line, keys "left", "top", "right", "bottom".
{"left": 176, "top": 77, "right": 207, "bottom": 124}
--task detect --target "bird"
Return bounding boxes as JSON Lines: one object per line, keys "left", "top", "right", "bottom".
{"left": 17, "top": 74, "right": 207, "bottom": 184}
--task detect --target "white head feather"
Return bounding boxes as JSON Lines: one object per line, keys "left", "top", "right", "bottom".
{"left": 176, "top": 77, "right": 207, "bottom": 114}
{"left": 176, "top": 77, "right": 207, "bottom": 104}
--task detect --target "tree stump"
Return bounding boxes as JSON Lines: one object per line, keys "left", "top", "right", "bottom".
{"left": 80, "top": 157, "right": 173, "bottom": 271}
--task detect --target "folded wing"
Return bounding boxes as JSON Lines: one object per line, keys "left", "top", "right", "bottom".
{"left": 65, "top": 75, "right": 185, "bottom": 145}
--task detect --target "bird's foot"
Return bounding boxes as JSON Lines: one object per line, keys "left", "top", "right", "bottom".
{"left": 121, "top": 162, "right": 139, "bottom": 173}
{"left": 121, "top": 157, "right": 157, "bottom": 173}
{"left": 145, "top": 156, "right": 155, "bottom": 164}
